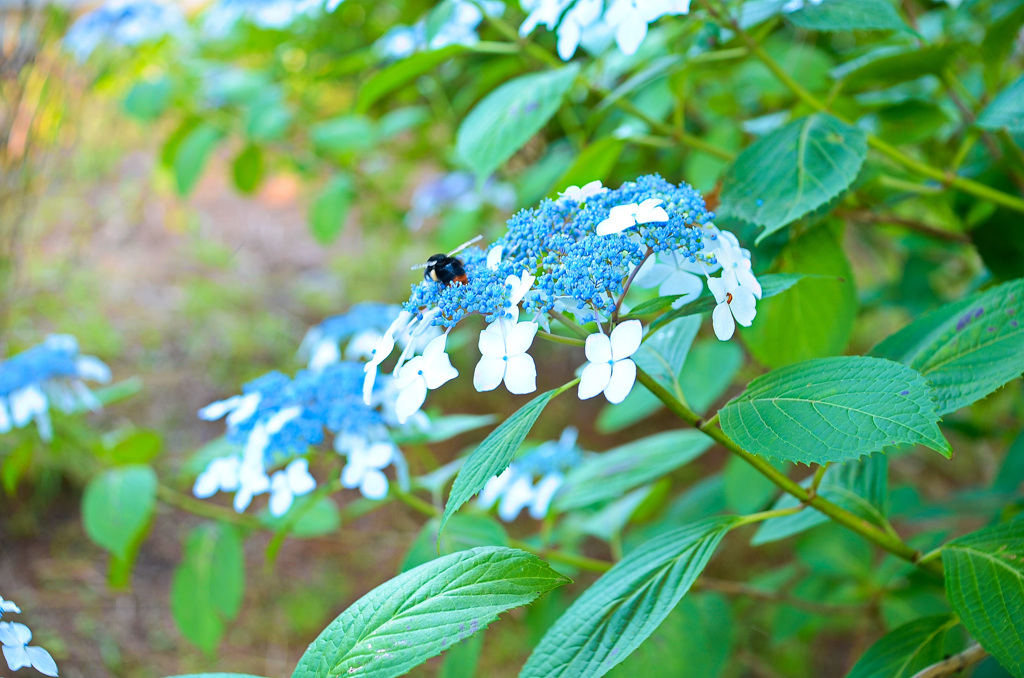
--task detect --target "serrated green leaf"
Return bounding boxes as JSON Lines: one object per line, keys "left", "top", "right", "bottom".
{"left": 753, "top": 455, "right": 889, "bottom": 544}
{"left": 720, "top": 356, "right": 950, "bottom": 465}
{"left": 943, "top": 520, "right": 1024, "bottom": 676}
{"left": 82, "top": 464, "right": 157, "bottom": 561}
{"left": 171, "top": 522, "right": 245, "bottom": 654}
{"left": 357, "top": 46, "right": 466, "bottom": 113}
{"left": 741, "top": 225, "right": 857, "bottom": 368}
{"left": 456, "top": 65, "right": 580, "bottom": 181}
{"left": 401, "top": 515, "right": 509, "bottom": 572}
{"left": 520, "top": 516, "right": 740, "bottom": 678}
{"left": 232, "top": 144, "right": 263, "bottom": 195}
{"left": 438, "top": 630, "right": 484, "bottom": 678}
{"left": 441, "top": 388, "right": 560, "bottom": 534}
{"left": 292, "top": 547, "right": 569, "bottom": 678}
{"left": 310, "top": 174, "right": 355, "bottom": 244}
{"left": 174, "top": 123, "right": 222, "bottom": 196}
{"left": 786, "top": 0, "right": 912, "bottom": 34}
{"left": 871, "top": 278, "right": 1024, "bottom": 415}
{"left": 845, "top": 614, "right": 958, "bottom": 678}
{"left": 719, "top": 114, "right": 866, "bottom": 241}
{"left": 555, "top": 430, "right": 712, "bottom": 512}
{"left": 977, "top": 75, "right": 1024, "bottom": 134}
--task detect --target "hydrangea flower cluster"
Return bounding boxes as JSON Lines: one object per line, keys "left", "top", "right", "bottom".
{"left": 298, "top": 302, "right": 405, "bottom": 369}
{"left": 202, "top": 0, "right": 343, "bottom": 37}
{"left": 63, "top": 1, "right": 186, "bottom": 61}
{"left": 519, "top": 0, "right": 691, "bottom": 59}
{"left": 479, "top": 427, "right": 584, "bottom": 520}
{"left": 374, "top": 0, "right": 505, "bottom": 60}
{"left": 365, "top": 175, "right": 759, "bottom": 415}
{"left": 0, "top": 595, "right": 57, "bottom": 677}
{"left": 0, "top": 335, "right": 111, "bottom": 442}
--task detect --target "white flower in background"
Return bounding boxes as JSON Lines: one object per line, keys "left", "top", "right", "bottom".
{"left": 363, "top": 311, "right": 412, "bottom": 404}
{"left": 557, "top": 0, "right": 603, "bottom": 59}
{"left": 559, "top": 179, "right": 607, "bottom": 203}
{"left": 341, "top": 441, "right": 396, "bottom": 499}
{"left": 479, "top": 468, "right": 566, "bottom": 520}
{"left": 269, "top": 459, "right": 316, "bottom": 516}
{"left": 713, "top": 232, "right": 762, "bottom": 298}
{"left": 782, "top": 0, "right": 824, "bottom": 13}
{"left": 0, "top": 598, "right": 20, "bottom": 616}
{"left": 605, "top": 0, "right": 691, "bottom": 54}
{"left": 596, "top": 198, "right": 668, "bottom": 235}
{"left": 708, "top": 274, "right": 758, "bottom": 341}
{"left": 520, "top": 0, "right": 573, "bottom": 36}
{"left": 0, "top": 622, "right": 58, "bottom": 677}
{"left": 578, "top": 319, "right": 642, "bottom": 403}
{"left": 474, "top": 319, "right": 540, "bottom": 394}
{"left": 193, "top": 456, "right": 242, "bottom": 498}
{"left": 393, "top": 334, "right": 459, "bottom": 423}
{"left": 632, "top": 250, "right": 706, "bottom": 307}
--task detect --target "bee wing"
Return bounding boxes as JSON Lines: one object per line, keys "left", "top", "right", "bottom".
{"left": 409, "top": 262, "right": 430, "bottom": 270}
{"left": 447, "top": 235, "right": 483, "bottom": 257}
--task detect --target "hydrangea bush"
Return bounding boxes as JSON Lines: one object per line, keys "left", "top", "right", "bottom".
{"left": 4, "top": 0, "right": 1024, "bottom": 675}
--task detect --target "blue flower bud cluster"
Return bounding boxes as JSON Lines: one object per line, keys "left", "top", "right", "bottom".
{"left": 308, "top": 303, "right": 401, "bottom": 344}
{"left": 0, "top": 337, "right": 83, "bottom": 396}
{"left": 516, "top": 427, "right": 585, "bottom": 477}
{"left": 63, "top": 1, "right": 186, "bottom": 61}
{"left": 402, "top": 174, "right": 713, "bottom": 326}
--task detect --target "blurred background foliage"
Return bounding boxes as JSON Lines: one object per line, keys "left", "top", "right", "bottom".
{"left": 0, "top": 0, "right": 1022, "bottom": 676}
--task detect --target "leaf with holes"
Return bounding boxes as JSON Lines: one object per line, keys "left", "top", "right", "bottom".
{"left": 871, "top": 278, "right": 1024, "bottom": 415}
{"left": 719, "top": 114, "right": 866, "bottom": 242}
{"left": 943, "top": 520, "right": 1024, "bottom": 677}
{"left": 456, "top": 65, "right": 580, "bottom": 181}
{"left": 520, "top": 517, "right": 740, "bottom": 678}
{"left": 292, "top": 547, "right": 569, "bottom": 678}
{"left": 720, "top": 356, "right": 949, "bottom": 465}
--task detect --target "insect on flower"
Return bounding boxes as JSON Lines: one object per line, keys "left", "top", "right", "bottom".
{"left": 412, "top": 235, "right": 482, "bottom": 286}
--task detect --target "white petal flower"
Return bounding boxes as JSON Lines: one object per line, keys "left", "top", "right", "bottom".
{"left": 559, "top": 179, "right": 607, "bottom": 203}
{"left": 506, "top": 270, "right": 537, "bottom": 307}
{"left": 0, "top": 597, "right": 21, "bottom": 616}
{"left": 632, "top": 251, "right": 706, "bottom": 308}
{"left": 269, "top": 459, "right": 316, "bottom": 517}
{"left": 634, "top": 198, "right": 668, "bottom": 224}
{"left": 596, "top": 203, "right": 640, "bottom": 236}
{"left": 556, "top": 0, "right": 603, "bottom": 59}
{"left": 486, "top": 245, "right": 504, "bottom": 270}
{"left": 498, "top": 475, "right": 536, "bottom": 521}
{"left": 362, "top": 311, "right": 413, "bottom": 404}
{"left": 0, "top": 622, "right": 58, "bottom": 677}
{"left": 341, "top": 442, "right": 395, "bottom": 500}
{"left": 233, "top": 454, "right": 271, "bottom": 513}
{"left": 193, "top": 456, "right": 241, "bottom": 498}
{"left": 708, "top": 275, "right": 758, "bottom": 341}
{"left": 529, "top": 472, "right": 564, "bottom": 519}
{"left": 519, "top": 0, "right": 572, "bottom": 36}
{"left": 473, "top": 319, "right": 539, "bottom": 395}
{"left": 394, "top": 334, "right": 459, "bottom": 423}
{"left": 578, "top": 319, "right": 642, "bottom": 404}
{"left": 479, "top": 467, "right": 516, "bottom": 509}
{"left": 226, "top": 393, "right": 261, "bottom": 426}
{"left": 714, "top": 232, "right": 762, "bottom": 299}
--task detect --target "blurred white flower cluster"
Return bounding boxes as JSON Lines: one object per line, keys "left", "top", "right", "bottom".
{"left": 1, "top": 595, "right": 57, "bottom": 677}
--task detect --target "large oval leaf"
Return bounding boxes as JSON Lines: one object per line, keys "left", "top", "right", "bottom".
{"left": 786, "top": 0, "right": 913, "bottom": 34}
{"left": 520, "top": 516, "right": 740, "bottom": 678}
{"left": 871, "top": 278, "right": 1024, "bottom": 415}
{"left": 719, "top": 356, "right": 950, "bottom": 465}
{"left": 81, "top": 464, "right": 157, "bottom": 560}
{"left": 718, "top": 113, "right": 866, "bottom": 242}
{"left": 292, "top": 547, "right": 569, "bottom": 678}
{"left": 455, "top": 65, "right": 580, "bottom": 181}
{"left": 943, "top": 520, "right": 1024, "bottom": 677}
{"left": 845, "top": 615, "right": 958, "bottom": 678}
{"left": 174, "top": 123, "right": 222, "bottom": 196}
{"left": 440, "top": 388, "right": 560, "bottom": 533}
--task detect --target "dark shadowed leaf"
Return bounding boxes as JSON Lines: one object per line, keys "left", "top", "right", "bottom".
{"left": 845, "top": 614, "right": 958, "bottom": 678}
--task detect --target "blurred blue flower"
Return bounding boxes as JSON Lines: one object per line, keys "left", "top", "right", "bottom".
{"left": 0, "top": 596, "right": 57, "bottom": 677}
{"left": 202, "top": 0, "right": 342, "bottom": 36}
{"left": 63, "top": 0, "right": 186, "bottom": 61}
{"left": 374, "top": 0, "right": 504, "bottom": 59}
{"left": 406, "top": 172, "right": 516, "bottom": 232}
{"left": 298, "top": 303, "right": 403, "bottom": 369}
{"left": 0, "top": 335, "right": 111, "bottom": 442}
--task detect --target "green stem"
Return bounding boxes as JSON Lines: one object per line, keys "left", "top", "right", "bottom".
{"left": 510, "top": 539, "right": 613, "bottom": 572}
{"left": 156, "top": 484, "right": 264, "bottom": 529}
{"left": 393, "top": 486, "right": 441, "bottom": 517}
{"left": 537, "top": 330, "right": 586, "bottom": 347}
{"left": 634, "top": 368, "right": 943, "bottom": 575}
{"left": 735, "top": 504, "right": 805, "bottom": 527}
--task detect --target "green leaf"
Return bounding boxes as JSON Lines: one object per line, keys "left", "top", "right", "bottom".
{"left": 123, "top": 77, "right": 172, "bottom": 121}
{"left": 171, "top": 523, "right": 245, "bottom": 654}
{"left": 440, "top": 388, "right": 559, "bottom": 534}
{"left": 719, "top": 114, "right": 866, "bottom": 242}
{"left": 402, "top": 515, "right": 509, "bottom": 572}
{"left": 108, "top": 429, "right": 163, "bottom": 465}
{"left": 724, "top": 455, "right": 783, "bottom": 513}
{"left": 232, "top": 144, "right": 264, "bottom": 195}
{"left": 943, "top": 520, "right": 1024, "bottom": 676}
{"left": 311, "top": 116, "right": 377, "bottom": 154}
{"left": 357, "top": 46, "right": 466, "bottom": 113}
{"left": 977, "top": 74, "right": 1024, "bottom": 134}
{"left": 786, "top": 0, "right": 912, "bottom": 34}
{"left": 606, "top": 593, "right": 734, "bottom": 678}
{"left": 741, "top": 225, "right": 857, "bottom": 368}
{"left": 520, "top": 517, "right": 740, "bottom": 678}
{"left": 845, "top": 614, "right": 958, "bottom": 678}
{"left": 455, "top": 65, "right": 580, "bottom": 181}
{"left": 677, "top": 340, "right": 744, "bottom": 414}
{"left": 438, "top": 630, "right": 484, "bottom": 678}
{"left": 173, "top": 123, "right": 222, "bottom": 196}
{"left": 310, "top": 174, "right": 355, "bottom": 244}
{"left": 993, "top": 430, "right": 1024, "bottom": 496}
{"left": 550, "top": 138, "right": 624, "bottom": 198}
{"left": 292, "top": 547, "right": 569, "bottom": 678}
{"left": 832, "top": 44, "right": 959, "bottom": 90}
{"left": 555, "top": 430, "right": 712, "bottom": 512}
{"left": 720, "top": 356, "right": 950, "bottom": 465}
{"left": 870, "top": 278, "right": 1024, "bottom": 415}
{"left": 596, "top": 386, "right": 662, "bottom": 433}
{"left": 82, "top": 464, "right": 157, "bottom": 561}
{"left": 246, "top": 102, "right": 292, "bottom": 142}
{"left": 258, "top": 495, "right": 341, "bottom": 537}
{"left": 633, "top": 316, "right": 700, "bottom": 401}
{"left": 390, "top": 414, "right": 496, "bottom": 445}
{"left": 753, "top": 455, "right": 889, "bottom": 544}
{"left": 577, "top": 486, "right": 657, "bottom": 541}
{"left": 166, "top": 674, "right": 268, "bottom": 678}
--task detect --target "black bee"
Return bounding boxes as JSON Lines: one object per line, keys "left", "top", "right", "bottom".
{"left": 414, "top": 236, "right": 482, "bottom": 286}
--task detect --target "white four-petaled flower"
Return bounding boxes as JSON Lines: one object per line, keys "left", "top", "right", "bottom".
{"left": 341, "top": 441, "right": 396, "bottom": 499}
{"left": 269, "top": 459, "right": 316, "bottom": 516}
{"left": 0, "top": 622, "right": 58, "bottom": 677}
{"left": 632, "top": 251, "right": 706, "bottom": 308}
{"left": 394, "top": 334, "right": 458, "bottom": 423}
{"left": 474, "top": 318, "right": 539, "bottom": 394}
{"left": 708, "top": 275, "right": 758, "bottom": 341}
{"left": 596, "top": 198, "right": 668, "bottom": 236}
{"left": 578, "top": 319, "right": 643, "bottom": 403}
{"left": 559, "top": 179, "right": 607, "bottom": 203}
